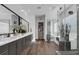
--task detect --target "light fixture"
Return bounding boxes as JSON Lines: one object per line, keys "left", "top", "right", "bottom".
{"left": 68, "top": 11, "right": 73, "bottom": 15}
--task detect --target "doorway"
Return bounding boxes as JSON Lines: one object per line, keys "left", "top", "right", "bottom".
{"left": 38, "top": 22, "right": 44, "bottom": 39}
{"left": 35, "top": 15, "right": 45, "bottom": 41}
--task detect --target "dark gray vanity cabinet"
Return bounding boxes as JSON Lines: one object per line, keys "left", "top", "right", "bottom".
{"left": 25, "top": 35, "right": 32, "bottom": 48}
{"left": 16, "top": 35, "right": 32, "bottom": 55}
{"left": 8, "top": 41, "right": 17, "bottom": 55}
{"left": 22, "top": 37, "right": 26, "bottom": 50}
{"left": 0, "top": 34, "right": 32, "bottom": 55}
{"left": 25, "top": 38, "right": 29, "bottom": 48}
{"left": 28, "top": 35, "right": 32, "bottom": 45}
{"left": 0, "top": 44, "right": 8, "bottom": 55}
{"left": 16, "top": 39, "right": 22, "bottom": 55}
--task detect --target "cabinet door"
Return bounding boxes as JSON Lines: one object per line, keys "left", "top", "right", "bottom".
{"left": 28, "top": 35, "right": 32, "bottom": 41}
{"left": 22, "top": 38, "right": 26, "bottom": 50}
{"left": 25, "top": 35, "right": 32, "bottom": 48}
{"left": 0, "top": 44, "right": 8, "bottom": 55}
{"left": 25, "top": 36, "right": 29, "bottom": 48}
{"left": 16, "top": 39, "right": 22, "bottom": 55}
{"left": 8, "top": 41, "right": 17, "bottom": 55}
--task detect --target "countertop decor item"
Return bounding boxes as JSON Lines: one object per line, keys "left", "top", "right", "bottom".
{"left": 11, "top": 24, "right": 27, "bottom": 35}
{"left": 18, "top": 24, "right": 27, "bottom": 33}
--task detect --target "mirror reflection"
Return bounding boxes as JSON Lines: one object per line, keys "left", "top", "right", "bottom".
{"left": 0, "top": 5, "right": 29, "bottom": 38}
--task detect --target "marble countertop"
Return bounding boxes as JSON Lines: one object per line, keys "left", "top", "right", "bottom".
{"left": 0, "top": 32, "right": 32, "bottom": 46}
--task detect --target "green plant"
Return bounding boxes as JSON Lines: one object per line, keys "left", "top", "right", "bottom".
{"left": 11, "top": 24, "right": 27, "bottom": 34}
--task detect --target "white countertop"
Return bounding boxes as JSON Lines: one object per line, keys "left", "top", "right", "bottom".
{"left": 0, "top": 32, "right": 32, "bottom": 46}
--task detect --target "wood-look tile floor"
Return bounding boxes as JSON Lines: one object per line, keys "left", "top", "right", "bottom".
{"left": 21, "top": 41, "right": 58, "bottom": 55}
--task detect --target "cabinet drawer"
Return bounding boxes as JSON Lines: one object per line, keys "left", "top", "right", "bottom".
{"left": 22, "top": 38, "right": 26, "bottom": 49}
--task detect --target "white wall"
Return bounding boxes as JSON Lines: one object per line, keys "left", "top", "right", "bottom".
{"left": 45, "top": 7, "right": 58, "bottom": 40}
{"left": 25, "top": 14, "right": 35, "bottom": 42}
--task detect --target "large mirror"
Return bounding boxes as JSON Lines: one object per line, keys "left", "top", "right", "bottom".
{"left": 0, "top": 4, "right": 29, "bottom": 38}
{"left": 0, "top": 5, "right": 15, "bottom": 36}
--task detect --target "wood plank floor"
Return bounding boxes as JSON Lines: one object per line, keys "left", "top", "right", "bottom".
{"left": 21, "top": 41, "right": 58, "bottom": 55}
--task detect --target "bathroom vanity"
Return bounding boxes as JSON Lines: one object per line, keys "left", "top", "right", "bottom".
{"left": 0, "top": 32, "right": 33, "bottom": 55}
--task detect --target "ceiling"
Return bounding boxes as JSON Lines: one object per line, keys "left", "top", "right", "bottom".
{"left": 4, "top": 4, "right": 59, "bottom": 16}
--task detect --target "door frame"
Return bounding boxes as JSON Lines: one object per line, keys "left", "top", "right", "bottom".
{"left": 35, "top": 15, "right": 45, "bottom": 40}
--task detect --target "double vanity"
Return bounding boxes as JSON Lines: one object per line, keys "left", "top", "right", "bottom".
{"left": 0, "top": 32, "right": 33, "bottom": 55}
